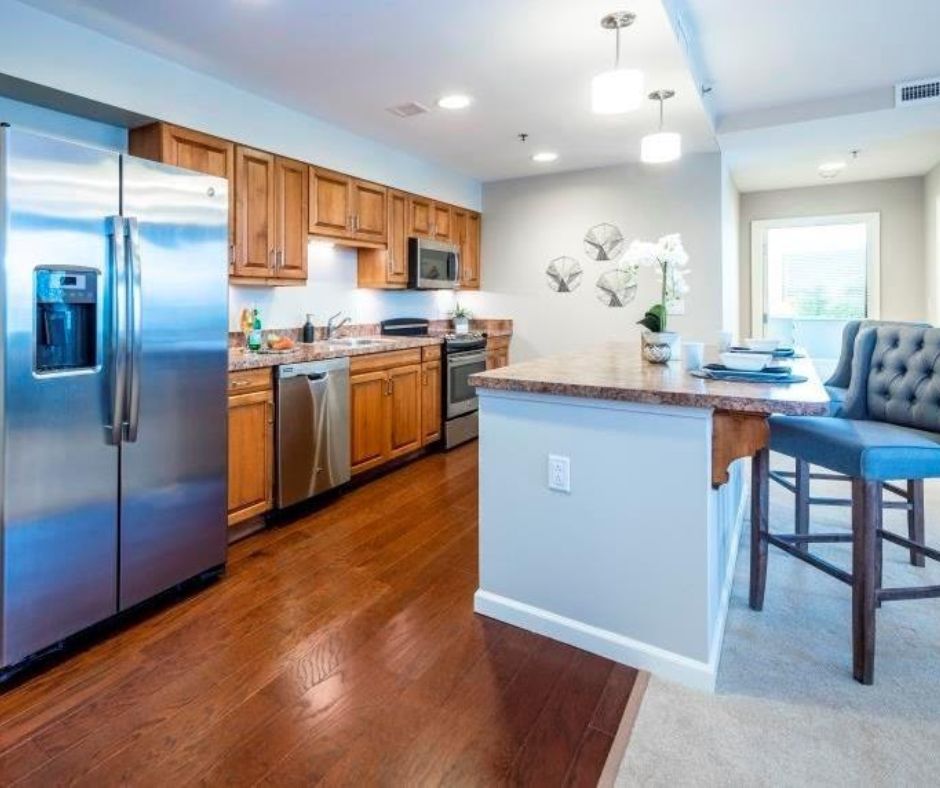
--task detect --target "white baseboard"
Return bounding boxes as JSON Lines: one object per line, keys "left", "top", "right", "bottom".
{"left": 475, "top": 484, "right": 748, "bottom": 694}
{"left": 475, "top": 590, "right": 718, "bottom": 692}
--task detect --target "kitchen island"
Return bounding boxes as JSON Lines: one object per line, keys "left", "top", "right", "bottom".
{"left": 469, "top": 343, "right": 829, "bottom": 690}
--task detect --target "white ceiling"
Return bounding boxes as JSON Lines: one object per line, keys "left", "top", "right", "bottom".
{"left": 19, "top": 0, "right": 717, "bottom": 182}
{"left": 677, "top": 0, "right": 940, "bottom": 191}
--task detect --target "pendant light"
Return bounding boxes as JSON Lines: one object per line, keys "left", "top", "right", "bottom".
{"left": 641, "top": 90, "right": 681, "bottom": 163}
{"left": 591, "top": 11, "right": 644, "bottom": 115}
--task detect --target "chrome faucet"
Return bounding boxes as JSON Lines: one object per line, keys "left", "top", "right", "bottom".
{"left": 326, "top": 311, "right": 351, "bottom": 339}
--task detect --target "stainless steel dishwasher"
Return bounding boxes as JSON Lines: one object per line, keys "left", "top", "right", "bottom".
{"left": 276, "top": 357, "right": 351, "bottom": 508}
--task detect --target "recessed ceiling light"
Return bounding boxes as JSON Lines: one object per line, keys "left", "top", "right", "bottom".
{"left": 818, "top": 160, "right": 846, "bottom": 179}
{"left": 437, "top": 94, "right": 473, "bottom": 110}
{"left": 532, "top": 151, "right": 559, "bottom": 163}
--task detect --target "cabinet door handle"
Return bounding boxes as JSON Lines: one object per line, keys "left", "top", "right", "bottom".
{"left": 276, "top": 249, "right": 283, "bottom": 270}
{"left": 230, "top": 379, "right": 251, "bottom": 389}
{"left": 267, "top": 400, "right": 274, "bottom": 425}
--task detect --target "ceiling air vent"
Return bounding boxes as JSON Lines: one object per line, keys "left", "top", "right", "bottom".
{"left": 895, "top": 77, "right": 940, "bottom": 107}
{"left": 386, "top": 101, "right": 430, "bottom": 118}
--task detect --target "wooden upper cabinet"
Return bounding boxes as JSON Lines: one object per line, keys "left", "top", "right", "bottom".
{"left": 407, "top": 195, "right": 434, "bottom": 238}
{"left": 274, "top": 156, "right": 308, "bottom": 280}
{"left": 431, "top": 203, "right": 453, "bottom": 242}
{"left": 460, "top": 211, "right": 481, "bottom": 290}
{"left": 351, "top": 180, "right": 387, "bottom": 244}
{"left": 129, "top": 122, "right": 235, "bottom": 262}
{"left": 386, "top": 190, "right": 408, "bottom": 285}
{"left": 234, "top": 146, "right": 276, "bottom": 278}
{"left": 309, "top": 166, "right": 353, "bottom": 239}
{"left": 356, "top": 188, "right": 407, "bottom": 289}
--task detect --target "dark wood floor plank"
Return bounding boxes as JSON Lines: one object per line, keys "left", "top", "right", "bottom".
{"left": 590, "top": 663, "right": 639, "bottom": 736}
{"left": 508, "top": 649, "right": 615, "bottom": 785}
{"left": 0, "top": 444, "right": 639, "bottom": 786}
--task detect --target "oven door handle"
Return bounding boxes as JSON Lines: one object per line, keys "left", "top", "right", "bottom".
{"left": 447, "top": 352, "right": 486, "bottom": 367}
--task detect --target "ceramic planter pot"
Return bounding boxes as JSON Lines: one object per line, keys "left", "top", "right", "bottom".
{"left": 641, "top": 330, "right": 678, "bottom": 364}
{"left": 453, "top": 317, "right": 470, "bottom": 335}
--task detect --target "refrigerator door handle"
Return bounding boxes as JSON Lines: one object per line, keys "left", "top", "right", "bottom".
{"left": 124, "top": 216, "right": 143, "bottom": 442}
{"left": 107, "top": 215, "right": 128, "bottom": 446}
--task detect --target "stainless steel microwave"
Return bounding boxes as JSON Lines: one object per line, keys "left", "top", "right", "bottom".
{"left": 408, "top": 237, "right": 460, "bottom": 289}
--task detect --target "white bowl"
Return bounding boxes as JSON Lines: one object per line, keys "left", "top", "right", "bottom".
{"left": 720, "top": 352, "right": 771, "bottom": 372}
{"left": 743, "top": 337, "right": 780, "bottom": 352}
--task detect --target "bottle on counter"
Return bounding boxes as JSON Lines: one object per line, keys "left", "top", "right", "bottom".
{"left": 302, "top": 313, "right": 315, "bottom": 344}
{"left": 247, "top": 307, "right": 262, "bottom": 351}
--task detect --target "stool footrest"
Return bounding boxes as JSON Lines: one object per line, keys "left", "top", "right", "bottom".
{"left": 878, "top": 530, "right": 940, "bottom": 563}
{"left": 764, "top": 533, "right": 853, "bottom": 584}
{"left": 878, "top": 585, "right": 940, "bottom": 603}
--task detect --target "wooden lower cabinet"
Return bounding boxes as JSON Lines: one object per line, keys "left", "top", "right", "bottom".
{"left": 349, "top": 370, "right": 389, "bottom": 474}
{"left": 388, "top": 364, "right": 423, "bottom": 459}
{"left": 486, "top": 336, "right": 510, "bottom": 370}
{"left": 421, "top": 357, "right": 442, "bottom": 445}
{"left": 227, "top": 370, "right": 274, "bottom": 526}
{"left": 350, "top": 348, "right": 441, "bottom": 474}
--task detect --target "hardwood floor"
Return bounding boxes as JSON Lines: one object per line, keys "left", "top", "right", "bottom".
{"left": 0, "top": 442, "right": 638, "bottom": 786}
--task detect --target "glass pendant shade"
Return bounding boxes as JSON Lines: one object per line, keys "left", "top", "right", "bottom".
{"left": 641, "top": 131, "right": 682, "bottom": 163}
{"left": 591, "top": 68, "right": 644, "bottom": 114}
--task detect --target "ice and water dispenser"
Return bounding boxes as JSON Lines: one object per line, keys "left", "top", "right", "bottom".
{"left": 34, "top": 268, "right": 98, "bottom": 373}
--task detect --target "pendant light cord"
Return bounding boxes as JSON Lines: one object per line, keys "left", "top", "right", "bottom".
{"left": 658, "top": 95, "right": 664, "bottom": 131}
{"left": 614, "top": 25, "right": 621, "bottom": 69}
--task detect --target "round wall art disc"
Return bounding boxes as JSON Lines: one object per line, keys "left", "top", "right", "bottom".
{"left": 545, "top": 256, "right": 583, "bottom": 293}
{"left": 595, "top": 268, "right": 638, "bottom": 307}
{"left": 583, "top": 223, "right": 625, "bottom": 262}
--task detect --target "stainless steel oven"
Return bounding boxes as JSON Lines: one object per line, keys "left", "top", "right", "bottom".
{"left": 409, "top": 237, "right": 460, "bottom": 289}
{"left": 446, "top": 348, "right": 486, "bottom": 419}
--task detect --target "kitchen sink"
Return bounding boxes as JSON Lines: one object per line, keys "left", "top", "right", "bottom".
{"left": 327, "top": 337, "right": 397, "bottom": 347}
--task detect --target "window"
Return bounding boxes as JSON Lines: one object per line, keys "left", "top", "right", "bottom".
{"left": 751, "top": 213, "right": 880, "bottom": 366}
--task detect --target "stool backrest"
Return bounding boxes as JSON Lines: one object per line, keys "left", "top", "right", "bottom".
{"left": 846, "top": 325, "right": 940, "bottom": 432}
{"left": 826, "top": 319, "right": 930, "bottom": 388}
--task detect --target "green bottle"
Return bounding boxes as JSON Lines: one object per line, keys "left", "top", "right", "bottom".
{"left": 248, "top": 307, "right": 262, "bottom": 351}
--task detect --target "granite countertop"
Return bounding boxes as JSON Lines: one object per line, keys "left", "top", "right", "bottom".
{"left": 469, "top": 342, "right": 830, "bottom": 416}
{"left": 230, "top": 335, "right": 443, "bottom": 371}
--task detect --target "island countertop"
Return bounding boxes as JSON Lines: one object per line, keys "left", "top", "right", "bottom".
{"left": 469, "top": 342, "right": 830, "bottom": 416}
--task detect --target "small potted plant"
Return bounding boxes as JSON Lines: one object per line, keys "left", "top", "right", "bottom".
{"left": 625, "top": 234, "right": 690, "bottom": 363}
{"left": 452, "top": 302, "right": 472, "bottom": 335}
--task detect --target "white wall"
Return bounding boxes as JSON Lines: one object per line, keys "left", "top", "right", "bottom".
{"left": 720, "top": 162, "right": 740, "bottom": 337}
{"left": 926, "top": 163, "right": 940, "bottom": 324}
{"left": 738, "top": 177, "right": 927, "bottom": 335}
{"left": 473, "top": 155, "right": 725, "bottom": 362}
{"left": 0, "top": 0, "right": 479, "bottom": 209}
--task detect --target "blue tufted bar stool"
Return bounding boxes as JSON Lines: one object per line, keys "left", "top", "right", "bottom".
{"left": 751, "top": 324, "right": 940, "bottom": 684}
{"left": 770, "top": 320, "right": 930, "bottom": 563}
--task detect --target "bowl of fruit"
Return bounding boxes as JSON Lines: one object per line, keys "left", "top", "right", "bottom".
{"left": 261, "top": 334, "right": 296, "bottom": 354}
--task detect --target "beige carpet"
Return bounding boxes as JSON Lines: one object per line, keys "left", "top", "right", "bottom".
{"left": 617, "top": 456, "right": 940, "bottom": 787}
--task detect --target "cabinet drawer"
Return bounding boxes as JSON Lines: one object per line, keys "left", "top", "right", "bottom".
{"left": 228, "top": 368, "right": 272, "bottom": 394}
{"left": 421, "top": 344, "right": 442, "bottom": 362}
{"left": 350, "top": 348, "right": 422, "bottom": 374}
{"left": 486, "top": 336, "right": 510, "bottom": 351}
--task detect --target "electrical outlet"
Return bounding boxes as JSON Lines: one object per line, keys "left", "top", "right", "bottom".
{"left": 667, "top": 297, "right": 685, "bottom": 315}
{"left": 547, "top": 454, "right": 571, "bottom": 493}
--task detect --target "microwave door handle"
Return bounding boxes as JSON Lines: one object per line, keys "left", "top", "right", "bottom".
{"left": 451, "top": 249, "right": 460, "bottom": 284}
{"left": 107, "top": 215, "right": 127, "bottom": 446}
{"left": 124, "top": 217, "right": 143, "bottom": 442}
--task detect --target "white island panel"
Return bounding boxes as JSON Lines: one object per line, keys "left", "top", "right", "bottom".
{"left": 475, "top": 389, "right": 745, "bottom": 691}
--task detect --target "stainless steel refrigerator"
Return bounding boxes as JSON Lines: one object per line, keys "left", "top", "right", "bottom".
{"left": 0, "top": 127, "right": 229, "bottom": 671}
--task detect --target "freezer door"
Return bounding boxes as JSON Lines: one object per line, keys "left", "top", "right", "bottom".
{"left": 0, "top": 129, "right": 121, "bottom": 666}
{"left": 118, "top": 156, "right": 228, "bottom": 610}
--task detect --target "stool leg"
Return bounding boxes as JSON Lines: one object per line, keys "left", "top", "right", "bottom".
{"left": 907, "top": 480, "right": 926, "bottom": 568}
{"left": 749, "top": 448, "right": 770, "bottom": 611}
{"left": 795, "top": 458, "right": 810, "bottom": 554}
{"left": 852, "top": 479, "right": 881, "bottom": 685}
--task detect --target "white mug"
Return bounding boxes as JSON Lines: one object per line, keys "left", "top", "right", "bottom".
{"left": 683, "top": 342, "right": 705, "bottom": 371}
